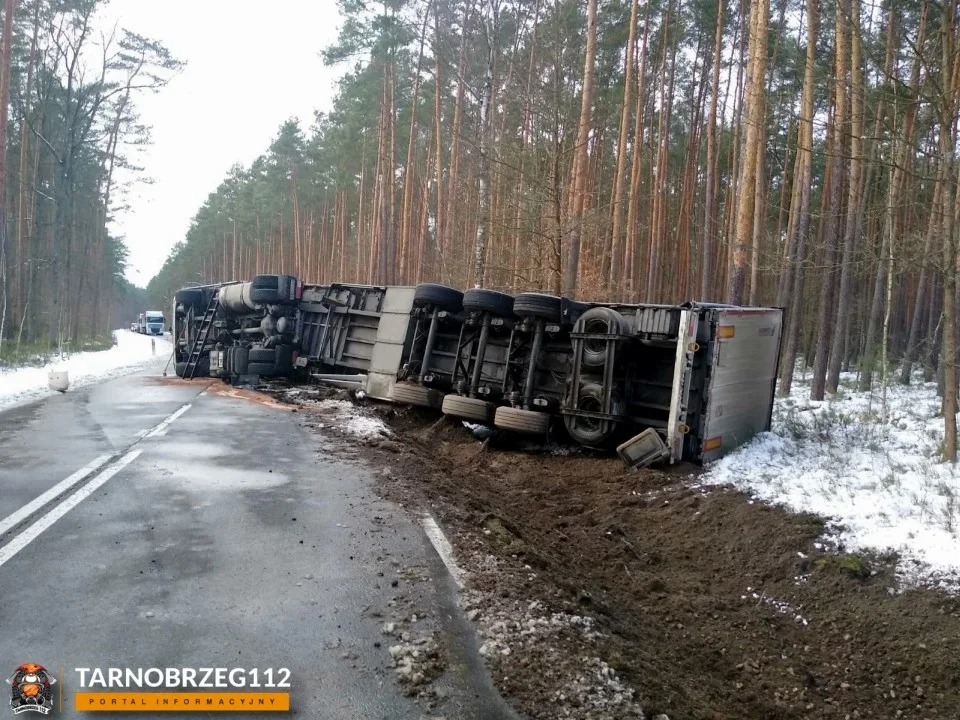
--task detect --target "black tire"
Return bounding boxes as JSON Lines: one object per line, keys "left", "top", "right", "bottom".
{"left": 250, "top": 274, "right": 297, "bottom": 305}
{"left": 390, "top": 382, "right": 443, "bottom": 409}
{"left": 247, "top": 362, "right": 277, "bottom": 378}
{"left": 194, "top": 356, "right": 211, "bottom": 378}
{"left": 577, "top": 307, "right": 630, "bottom": 368}
{"left": 462, "top": 288, "right": 515, "bottom": 318}
{"left": 563, "top": 382, "right": 619, "bottom": 446}
{"left": 175, "top": 288, "right": 204, "bottom": 309}
{"left": 232, "top": 346, "right": 249, "bottom": 375}
{"left": 174, "top": 356, "right": 211, "bottom": 379}
{"left": 248, "top": 347, "right": 275, "bottom": 363}
{"left": 275, "top": 345, "right": 294, "bottom": 374}
{"left": 413, "top": 283, "right": 463, "bottom": 313}
{"left": 494, "top": 406, "right": 551, "bottom": 435}
{"left": 441, "top": 394, "right": 496, "bottom": 423}
{"left": 513, "top": 293, "right": 563, "bottom": 322}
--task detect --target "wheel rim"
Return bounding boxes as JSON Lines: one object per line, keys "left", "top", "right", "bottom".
{"left": 583, "top": 318, "right": 608, "bottom": 357}
{"left": 577, "top": 394, "right": 603, "bottom": 433}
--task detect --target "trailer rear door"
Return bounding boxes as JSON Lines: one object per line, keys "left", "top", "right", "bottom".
{"left": 698, "top": 308, "right": 783, "bottom": 463}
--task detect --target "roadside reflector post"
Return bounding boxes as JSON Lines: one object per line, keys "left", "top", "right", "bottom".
{"left": 151, "top": 338, "right": 156, "bottom": 356}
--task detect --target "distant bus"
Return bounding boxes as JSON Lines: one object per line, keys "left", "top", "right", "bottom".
{"left": 138, "top": 310, "right": 165, "bottom": 335}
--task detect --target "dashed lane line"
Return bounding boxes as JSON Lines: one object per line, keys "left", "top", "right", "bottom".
{"left": 0, "top": 402, "right": 193, "bottom": 567}
{"left": 0, "top": 454, "right": 114, "bottom": 541}
{"left": 0, "top": 450, "right": 143, "bottom": 569}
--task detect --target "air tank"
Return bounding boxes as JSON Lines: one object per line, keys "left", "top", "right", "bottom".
{"left": 218, "top": 282, "right": 257, "bottom": 315}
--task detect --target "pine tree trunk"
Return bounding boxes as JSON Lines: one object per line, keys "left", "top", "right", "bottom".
{"left": 810, "top": 1, "right": 848, "bottom": 400}
{"left": 0, "top": 0, "right": 17, "bottom": 350}
{"left": 443, "top": 0, "right": 475, "bottom": 278}
{"left": 827, "top": 0, "right": 866, "bottom": 394}
{"left": 623, "top": 1, "right": 650, "bottom": 301}
{"left": 701, "top": 0, "right": 724, "bottom": 301}
{"left": 473, "top": 1, "right": 497, "bottom": 288}
{"left": 607, "top": 0, "right": 639, "bottom": 290}
{"left": 778, "top": 0, "right": 817, "bottom": 396}
{"left": 399, "top": 7, "right": 429, "bottom": 283}
{"left": 859, "top": 14, "right": 925, "bottom": 391}
{"left": 728, "top": 0, "right": 768, "bottom": 304}
{"left": 562, "top": 0, "right": 597, "bottom": 298}
{"left": 939, "top": 2, "right": 959, "bottom": 461}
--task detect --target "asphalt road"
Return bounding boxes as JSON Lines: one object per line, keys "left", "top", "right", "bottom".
{"left": 0, "top": 363, "right": 516, "bottom": 719}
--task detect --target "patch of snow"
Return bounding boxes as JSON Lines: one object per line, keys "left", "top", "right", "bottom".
{"left": 702, "top": 370, "right": 960, "bottom": 590}
{"left": 312, "top": 399, "right": 390, "bottom": 439}
{"left": 0, "top": 330, "right": 172, "bottom": 412}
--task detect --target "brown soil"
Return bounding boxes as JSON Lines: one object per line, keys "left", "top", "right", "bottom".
{"left": 364, "top": 407, "right": 960, "bottom": 720}
{"left": 265, "top": 386, "right": 960, "bottom": 720}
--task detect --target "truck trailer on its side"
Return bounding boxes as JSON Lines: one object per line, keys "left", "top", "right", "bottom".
{"left": 171, "top": 275, "right": 782, "bottom": 467}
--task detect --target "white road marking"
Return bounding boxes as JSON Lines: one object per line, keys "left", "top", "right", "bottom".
{"left": 0, "top": 450, "right": 142, "bottom": 569}
{"left": 145, "top": 403, "right": 192, "bottom": 438}
{"left": 0, "top": 401, "right": 193, "bottom": 566}
{"left": 0, "top": 454, "right": 114, "bottom": 540}
{"left": 421, "top": 514, "right": 465, "bottom": 589}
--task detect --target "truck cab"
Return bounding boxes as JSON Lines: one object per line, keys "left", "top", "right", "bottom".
{"left": 144, "top": 310, "right": 165, "bottom": 335}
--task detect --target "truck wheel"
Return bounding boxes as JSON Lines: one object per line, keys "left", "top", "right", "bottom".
{"left": 390, "top": 382, "right": 443, "bottom": 409}
{"left": 513, "top": 293, "right": 563, "bottom": 322}
{"left": 175, "top": 288, "right": 204, "bottom": 309}
{"left": 441, "top": 395, "right": 496, "bottom": 424}
{"left": 232, "top": 346, "right": 249, "bottom": 375}
{"left": 176, "top": 356, "right": 211, "bottom": 379}
{"left": 563, "top": 382, "right": 619, "bottom": 446}
{"left": 494, "top": 406, "right": 551, "bottom": 435}
{"left": 175, "top": 358, "right": 211, "bottom": 378}
{"left": 577, "top": 307, "right": 630, "bottom": 368}
{"left": 413, "top": 283, "right": 463, "bottom": 313}
{"left": 250, "top": 274, "right": 297, "bottom": 305}
{"left": 247, "top": 362, "right": 277, "bottom": 377}
{"left": 275, "top": 345, "right": 294, "bottom": 374}
{"left": 462, "top": 288, "right": 515, "bottom": 318}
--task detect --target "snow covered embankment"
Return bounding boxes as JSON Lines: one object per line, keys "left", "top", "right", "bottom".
{"left": 702, "top": 371, "right": 960, "bottom": 591}
{"left": 0, "top": 330, "right": 172, "bottom": 411}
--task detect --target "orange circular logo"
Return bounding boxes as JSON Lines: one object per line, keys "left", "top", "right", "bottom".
{"left": 20, "top": 684, "right": 40, "bottom": 697}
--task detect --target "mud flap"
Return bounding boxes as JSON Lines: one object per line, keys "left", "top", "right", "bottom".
{"left": 616, "top": 428, "right": 669, "bottom": 469}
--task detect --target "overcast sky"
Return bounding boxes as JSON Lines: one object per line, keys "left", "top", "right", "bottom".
{"left": 95, "top": 0, "right": 343, "bottom": 286}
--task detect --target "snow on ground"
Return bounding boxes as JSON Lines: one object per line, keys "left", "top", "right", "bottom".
{"left": 0, "top": 330, "right": 172, "bottom": 411}
{"left": 311, "top": 398, "right": 391, "bottom": 440}
{"left": 702, "top": 368, "right": 960, "bottom": 590}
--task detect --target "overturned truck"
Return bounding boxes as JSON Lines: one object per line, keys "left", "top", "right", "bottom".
{"left": 172, "top": 276, "right": 783, "bottom": 466}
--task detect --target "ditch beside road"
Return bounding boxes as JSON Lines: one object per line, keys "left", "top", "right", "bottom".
{"left": 275, "top": 384, "right": 960, "bottom": 720}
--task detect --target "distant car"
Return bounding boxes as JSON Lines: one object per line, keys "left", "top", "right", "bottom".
{"left": 130, "top": 322, "right": 138, "bottom": 332}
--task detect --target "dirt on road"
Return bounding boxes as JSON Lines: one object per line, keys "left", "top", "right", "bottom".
{"left": 275, "top": 386, "right": 960, "bottom": 720}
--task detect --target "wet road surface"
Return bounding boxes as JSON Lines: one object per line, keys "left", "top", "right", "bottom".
{"left": 0, "top": 364, "right": 515, "bottom": 719}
